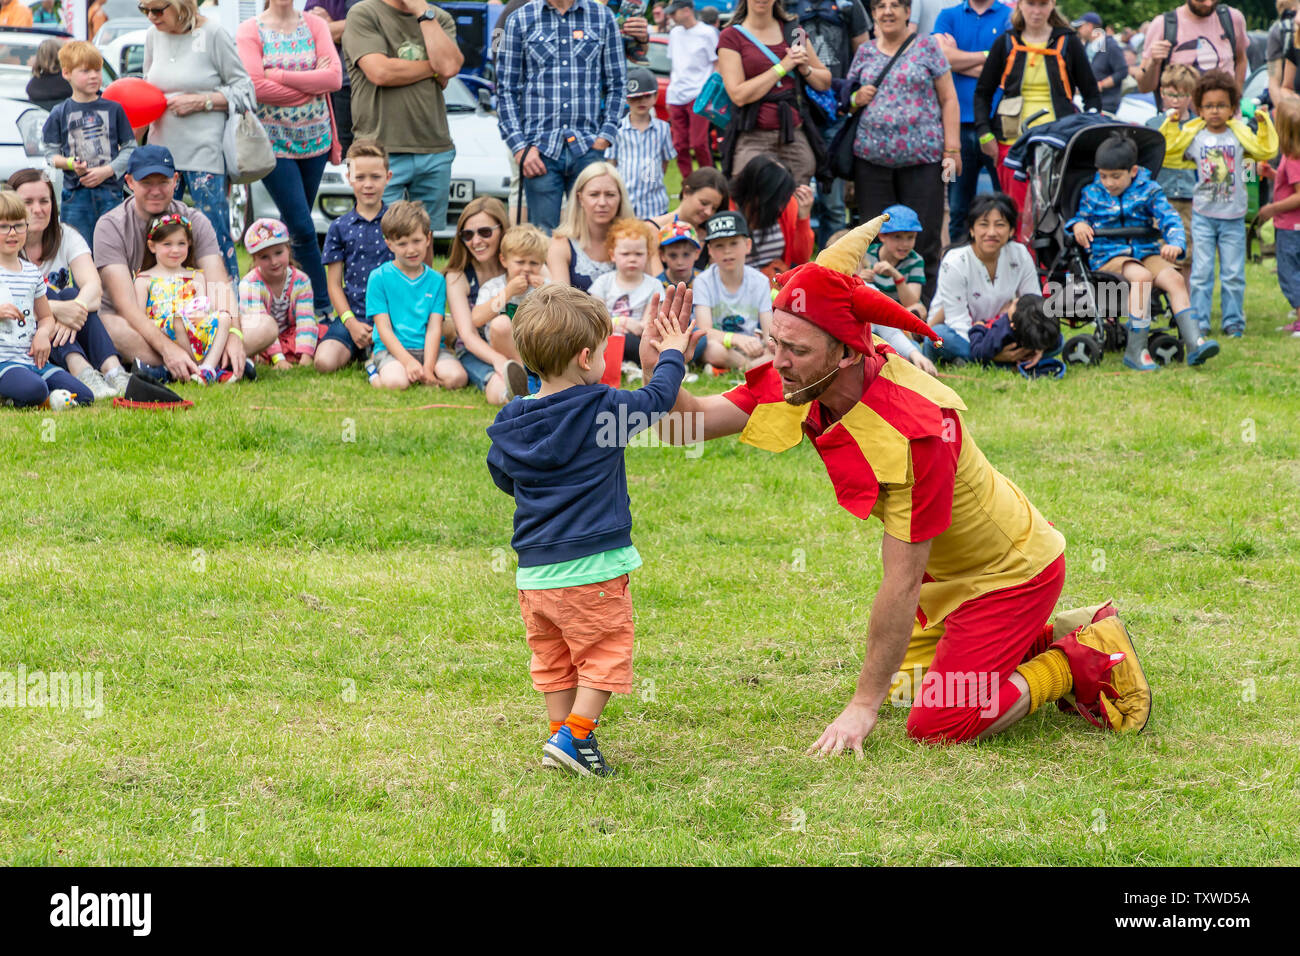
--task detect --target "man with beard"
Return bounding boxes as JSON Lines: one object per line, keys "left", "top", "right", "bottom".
{"left": 640, "top": 219, "right": 1151, "bottom": 754}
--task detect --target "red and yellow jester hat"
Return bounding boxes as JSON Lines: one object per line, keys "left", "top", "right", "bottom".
{"left": 771, "top": 215, "right": 941, "bottom": 354}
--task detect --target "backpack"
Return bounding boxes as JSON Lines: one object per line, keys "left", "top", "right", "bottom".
{"left": 996, "top": 33, "right": 1074, "bottom": 141}
{"left": 1153, "top": 5, "right": 1239, "bottom": 110}
{"left": 790, "top": 0, "right": 859, "bottom": 79}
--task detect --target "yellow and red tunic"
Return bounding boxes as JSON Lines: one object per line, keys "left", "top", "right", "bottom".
{"left": 723, "top": 347, "right": 1065, "bottom": 629}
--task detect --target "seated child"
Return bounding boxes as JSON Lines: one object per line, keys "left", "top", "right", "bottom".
{"left": 0, "top": 191, "right": 94, "bottom": 408}
{"left": 1145, "top": 63, "right": 1199, "bottom": 277}
{"left": 968, "top": 294, "right": 1065, "bottom": 377}
{"left": 656, "top": 221, "right": 702, "bottom": 289}
{"left": 692, "top": 211, "right": 774, "bottom": 370}
{"left": 317, "top": 139, "right": 393, "bottom": 374}
{"left": 1065, "top": 132, "right": 1206, "bottom": 370}
{"left": 486, "top": 284, "right": 692, "bottom": 777}
{"left": 133, "top": 213, "right": 231, "bottom": 384}
{"left": 1257, "top": 94, "right": 1300, "bottom": 336}
{"left": 855, "top": 204, "right": 936, "bottom": 376}
{"left": 473, "top": 224, "right": 550, "bottom": 368}
{"left": 587, "top": 218, "right": 664, "bottom": 366}
{"left": 239, "top": 218, "right": 317, "bottom": 369}
{"left": 367, "top": 201, "right": 467, "bottom": 391}
{"left": 1160, "top": 69, "right": 1277, "bottom": 339}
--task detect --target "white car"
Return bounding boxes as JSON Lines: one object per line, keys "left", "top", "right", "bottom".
{"left": 95, "top": 25, "right": 146, "bottom": 78}
{"left": 0, "top": 96, "right": 61, "bottom": 190}
{"left": 237, "top": 74, "right": 513, "bottom": 243}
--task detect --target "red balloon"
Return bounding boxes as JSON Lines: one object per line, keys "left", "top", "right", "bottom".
{"left": 103, "top": 78, "right": 168, "bottom": 129}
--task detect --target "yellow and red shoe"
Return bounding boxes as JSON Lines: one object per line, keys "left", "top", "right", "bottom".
{"left": 1052, "top": 611, "right": 1151, "bottom": 733}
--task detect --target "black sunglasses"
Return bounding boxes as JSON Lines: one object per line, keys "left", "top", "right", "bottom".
{"left": 138, "top": 4, "right": 168, "bottom": 16}
{"left": 459, "top": 225, "right": 501, "bottom": 243}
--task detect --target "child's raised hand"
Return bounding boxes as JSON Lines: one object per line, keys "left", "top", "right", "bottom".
{"left": 1072, "top": 222, "right": 1094, "bottom": 249}
{"left": 1160, "top": 243, "right": 1183, "bottom": 262}
{"left": 652, "top": 309, "right": 693, "bottom": 355}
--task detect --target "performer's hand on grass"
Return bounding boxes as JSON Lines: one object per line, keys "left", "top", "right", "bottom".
{"left": 807, "top": 700, "right": 877, "bottom": 758}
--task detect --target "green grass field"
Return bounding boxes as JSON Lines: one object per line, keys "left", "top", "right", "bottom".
{"left": 1, "top": 261, "right": 1298, "bottom": 866}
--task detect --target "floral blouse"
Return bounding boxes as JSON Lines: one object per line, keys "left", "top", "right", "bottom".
{"left": 845, "top": 34, "right": 949, "bottom": 168}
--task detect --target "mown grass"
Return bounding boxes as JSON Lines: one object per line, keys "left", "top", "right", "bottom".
{"left": 0, "top": 261, "right": 1297, "bottom": 865}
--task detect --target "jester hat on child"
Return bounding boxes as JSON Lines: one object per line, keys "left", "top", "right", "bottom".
{"left": 243, "top": 218, "right": 291, "bottom": 255}
{"left": 771, "top": 215, "right": 941, "bottom": 354}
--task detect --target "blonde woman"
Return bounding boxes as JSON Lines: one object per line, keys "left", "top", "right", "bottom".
{"left": 547, "top": 162, "right": 635, "bottom": 292}
{"left": 142, "top": 0, "right": 254, "bottom": 280}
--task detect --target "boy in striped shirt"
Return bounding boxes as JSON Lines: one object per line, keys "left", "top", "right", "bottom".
{"left": 608, "top": 68, "right": 676, "bottom": 219}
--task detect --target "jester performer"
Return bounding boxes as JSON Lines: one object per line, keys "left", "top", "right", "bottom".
{"left": 641, "top": 218, "right": 1152, "bottom": 754}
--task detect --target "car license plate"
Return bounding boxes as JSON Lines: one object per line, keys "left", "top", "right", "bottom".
{"left": 449, "top": 180, "right": 474, "bottom": 202}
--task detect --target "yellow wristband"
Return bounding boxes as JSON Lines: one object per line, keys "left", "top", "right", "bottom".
{"left": 772, "top": 64, "right": 787, "bottom": 79}
{"left": 340, "top": 310, "right": 355, "bottom": 323}
{"left": 723, "top": 331, "right": 734, "bottom": 349}
{"left": 229, "top": 327, "right": 244, "bottom": 341}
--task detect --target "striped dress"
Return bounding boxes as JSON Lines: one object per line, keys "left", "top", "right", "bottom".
{"left": 257, "top": 20, "right": 332, "bottom": 159}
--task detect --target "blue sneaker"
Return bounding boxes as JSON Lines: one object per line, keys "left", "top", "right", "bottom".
{"left": 1223, "top": 325, "right": 1244, "bottom": 339}
{"left": 543, "top": 725, "right": 616, "bottom": 777}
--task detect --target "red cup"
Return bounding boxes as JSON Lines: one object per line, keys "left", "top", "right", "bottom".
{"left": 601, "top": 333, "right": 625, "bottom": 387}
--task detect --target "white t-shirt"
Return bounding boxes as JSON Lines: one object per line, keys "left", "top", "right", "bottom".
{"left": 30, "top": 226, "right": 91, "bottom": 290}
{"left": 0, "top": 261, "right": 48, "bottom": 366}
{"left": 932, "top": 242, "right": 1039, "bottom": 339}
{"left": 667, "top": 22, "right": 720, "bottom": 106}
{"left": 588, "top": 271, "right": 663, "bottom": 328}
{"left": 693, "top": 264, "right": 772, "bottom": 336}
{"left": 475, "top": 273, "right": 552, "bottom": 311}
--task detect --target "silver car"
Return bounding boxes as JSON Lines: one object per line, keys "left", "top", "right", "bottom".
{"left": 236, "top": 74, "right": 513, "bottom": 243}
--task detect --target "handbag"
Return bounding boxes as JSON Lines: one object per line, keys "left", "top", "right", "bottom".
{"left": 829, "top": 33, "right": 915, "bottom": 181}
{"left": 693, "top": 71, "right": 734, "bottom": 129}
{"left": 222, "top": 89, "right": 275, "bottom": 185}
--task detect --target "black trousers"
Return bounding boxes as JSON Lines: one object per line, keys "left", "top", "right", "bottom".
{"left": 332, "top": 86, "right": 353, "bottom": 158}
{"left": 853, "top": 159, "right": 945, "bottom": 307}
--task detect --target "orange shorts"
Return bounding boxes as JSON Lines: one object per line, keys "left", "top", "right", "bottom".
{"left": 517, "top": 575, "right": 634, "bottom": 694}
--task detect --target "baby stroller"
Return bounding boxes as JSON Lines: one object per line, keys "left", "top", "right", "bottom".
{"left": 1020, "top": 116, "right": 1186, "bottom": 366}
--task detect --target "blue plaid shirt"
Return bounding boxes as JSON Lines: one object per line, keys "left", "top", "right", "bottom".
{"left": 496, "top": 0, "right": 628, "bottom": 161}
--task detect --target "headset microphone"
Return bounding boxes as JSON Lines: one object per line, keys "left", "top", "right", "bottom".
{"left": 782, "top": 365, "right": 842, "bottom": 402}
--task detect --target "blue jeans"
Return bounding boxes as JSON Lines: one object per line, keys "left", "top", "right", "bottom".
{"left": 523, "top": 146, "right": 606, "bottom": 235}
{"left": 176, "top": 169, "right": 238, "bottom": 281}
{"left": 1276, "top": 228, "right": 1300, "bottom": 309}
{"left": 813, "top": 116, "right": 847, "bottom": 248}
{"left": 60, "top": 184, "right": 124, "bottom": 255}
{"left": 921, "top": 323, "right": 972, "bottom": 364}
{"left": 261, "top": 153, "right": 330, "bottom": 314}
{"left": 385, "top": 150, "right": 456, "bottom": 234}
{"left": 1190, "top": 212, "right": 1246, "bottom": 332}
{"left": 947, "top": 123, "right": 999, "bottom": 245}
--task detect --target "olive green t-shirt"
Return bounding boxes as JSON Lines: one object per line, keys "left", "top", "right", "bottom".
{"left": 343, "top": 0, "right": 456, "bottom": 154}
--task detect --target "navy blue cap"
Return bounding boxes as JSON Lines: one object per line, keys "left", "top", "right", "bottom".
{"left": 127, "top": 145, "right": 176, "bottom": 180}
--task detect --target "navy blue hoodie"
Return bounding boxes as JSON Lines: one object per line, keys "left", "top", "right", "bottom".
{"left": 486, "top": 350, "right": 686, "bottom": 567}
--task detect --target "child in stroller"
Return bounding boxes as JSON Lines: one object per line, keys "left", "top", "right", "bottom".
{"left": 1065, "top": 133, "right": 1211, "bottom": 370}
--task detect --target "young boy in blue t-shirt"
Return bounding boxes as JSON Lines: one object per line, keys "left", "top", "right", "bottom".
{"left": 366, "top": 201, "right": 467, "bottom": 390}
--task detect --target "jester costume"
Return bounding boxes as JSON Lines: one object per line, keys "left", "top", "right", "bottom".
{"left": 721, "top": 219, "right": 1152, "bottom": 742}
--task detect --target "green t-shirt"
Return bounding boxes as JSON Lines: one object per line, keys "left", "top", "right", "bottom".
{"left": 343, "top": 0, "right": 456, "bottom": 154}
{"left": 516, "top": 546, "right": 642, "bottom": 590}
{"left": 862, "top": 242, "right": 925, "bottom": 301}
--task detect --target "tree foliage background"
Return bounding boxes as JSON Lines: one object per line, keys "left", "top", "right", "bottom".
{"left": 1056, "top": 0, "right": 1280, "bottom": 31}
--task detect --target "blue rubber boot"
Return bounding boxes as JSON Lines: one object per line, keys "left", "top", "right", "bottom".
{"left": 1123, "top": 319, "right": 1158, "bottom": 371}
{"left": 1175, "top": 310, "right": 1219, "bottom": 366}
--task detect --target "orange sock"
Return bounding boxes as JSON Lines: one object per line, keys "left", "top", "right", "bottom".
{"left": 565, "top": 713, "right": 597, "bottom": 740}
{"left": 549, "top": 720, "right": 563, "bottom": 735}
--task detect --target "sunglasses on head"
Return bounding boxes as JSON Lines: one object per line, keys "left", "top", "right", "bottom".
{"left": 459, "top": 225, "right": 500, "bottom": 243}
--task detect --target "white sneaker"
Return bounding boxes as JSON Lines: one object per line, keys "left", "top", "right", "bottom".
{"left": 102, "top": 365, "right": 131, "bottom": 396}
{"left": 76, "top": 367, "right": 117, "bottom": 402}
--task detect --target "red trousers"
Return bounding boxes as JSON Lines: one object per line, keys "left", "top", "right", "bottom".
{"left": 906, "top": 553, "right": 1066, "bottom": 744}
{"left": 669, "top": 103, "right": 713, "bottom": 180}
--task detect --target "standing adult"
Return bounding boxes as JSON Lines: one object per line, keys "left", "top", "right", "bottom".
{"left": 1136, "top": 0, "right": 1247, "bottom": 101}
{"left": 237, "top": 0, "right": 343, "bottom": 319}
{"left": 0, "top": 0, "right": 33, "bottom": 27}
{"left": 547, "top": 162, "right": 634, "bottom": 290}
{"left": 497, "top": 0, "right": 628, "bottom": 234}
{"left": 909, "top": 0, "right": 959, "bottom": 37}
{"left": 932, "top": 0, "right": 1012, "bottom": 245}
{"left": 845, "top": 0, "right": 959, "bottom": 303}
{"left": 92, "top": 146, "right": 276, "bottom": 382}
{"left": 305, "top": 0, "right": 365, "bottom": 158}
{"left": 1267, "top": 0, "right": 1297, "bottom": 105}
{"left": 344, "top": 0, "right": 463, "bottom": 231}
{"left": 142, "top": 0, "right": 253, "bottom": 282}
{"left": 32, "top": 0, "right": 60, "bottom": 24}
{"left": 665, "top": 0, "right": 719, "bottom": 180}
{"left": 717, "top": 0, "right": 833, "bottom": 186}
{"left": 973, "top": 0, "right": 1099, "bottom": 223}
{"left": 1074, "top": 12, "right": 1128, "bottom": 113}
{"left": 9, "top": 168, "right": 131, "bottom": 399}
{"left": 786, "top": 0, "right": 871, "bottom": 247}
